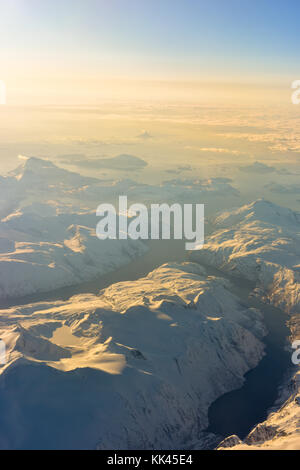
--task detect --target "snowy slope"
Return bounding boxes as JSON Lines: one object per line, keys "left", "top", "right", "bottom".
{"left": 0, "top": 263, "right": 265, "bottom": 450}
{"left": 0, "top": 209, "right": 147, "bottom": 300}
{"left": 192, "top": 199, "right": 300, "bottom": 313}
{"left": 190, "top": 200, "right": 300, "bottom": 450}
{"left": 0, "top": 156, "right": 240, "bottom": 299}
{"left": 4, "top": 156, "right": 239, "bottom": 214}
{"left": 0, "top": 157, "right": 149, "bottom": 299}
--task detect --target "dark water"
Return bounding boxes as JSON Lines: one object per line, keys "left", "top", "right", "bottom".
{"left": 203, "top": 265, "right": 291, "bottom": 441}
{"left": 0, "top": 241, "right": 292, "bottom": 445}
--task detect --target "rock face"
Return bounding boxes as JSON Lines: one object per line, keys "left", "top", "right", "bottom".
{"left": 191, "top": 200, "right": 300, "bottom": 450}
{"left": 0, "top": 263, "right": 265, "bottom": 450}
{"left": 217, "top": 435, "right": 243, "bottom": 448}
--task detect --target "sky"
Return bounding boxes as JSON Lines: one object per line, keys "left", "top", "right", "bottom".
{"left": 0, "top": 1, "right": 299, "bottom": 189}
{"left": 0, "top": 0, "right": 299, "bottom": 104}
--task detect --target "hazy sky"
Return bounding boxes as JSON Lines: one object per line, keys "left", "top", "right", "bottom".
{"left": 0, "top": 0, "right": 299, "bottom": 103}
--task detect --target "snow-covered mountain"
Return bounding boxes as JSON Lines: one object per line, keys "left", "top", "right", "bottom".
{"left": 0, "top": 214, "right": 147, "bottom": 300}
{"left": 191, "top": 200, "right": 300, "bottom": 450}
{"left": 0, "top": 156, "right": 240, "bottom": 300}
{"left": 0, "top": 159, "right": 149, "bottom": 300}
{"left": 4, "top": 156, "right": 239, "bottom": 212}
{"left": 0, "top": 263, "right": 265, "bottom": 450}
{"left": 11, "top": 156, "right": 99, "bottom": 187}
{"left": 192, "top": 199, "right": 300, "bottom": 314}
{"left": 1, "top": 157, "right": 298, "bottom": 450}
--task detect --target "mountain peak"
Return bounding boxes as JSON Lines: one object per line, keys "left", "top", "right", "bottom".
{"left": 11, "top": 157, "right": 57, "bottom": 180}
{"left": 215, "top": 199, "right": 299, "bottom": 228}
